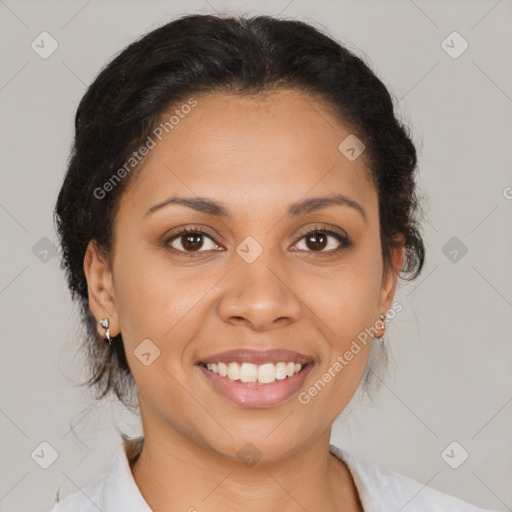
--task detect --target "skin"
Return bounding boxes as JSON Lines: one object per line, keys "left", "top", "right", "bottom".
{"left": 84, "top": 89, "right": 404, "bottom": 512}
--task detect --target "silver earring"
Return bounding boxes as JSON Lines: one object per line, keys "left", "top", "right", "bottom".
{"left": 377, "top": 313, "right": 386, "bottom": 342}
{"left": 99, "top": 318, "right": 112, "bottom": 345}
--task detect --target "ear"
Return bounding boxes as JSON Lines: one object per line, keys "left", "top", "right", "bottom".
{"left": 83, "top": 239, "right": 120, "bottom": 338}
{"left": 379, "top": 236, "right": 405, "bottom": 315}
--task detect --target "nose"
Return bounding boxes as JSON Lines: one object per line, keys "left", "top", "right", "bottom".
{"left": 217, "top": 258, "right": 302, "bottom": 331}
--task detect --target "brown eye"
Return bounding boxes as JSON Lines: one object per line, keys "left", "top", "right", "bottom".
{"left": 304, "top": 231, "right": 328, "bottom": 251}
{"left": 179, "top": 232, "right": 204, "bottom": 251}
{"left": 165, "top": 228, "right": 220, "bottom": 254}
{"left": 294, "top": 228, "right": 350, "bottom": 253}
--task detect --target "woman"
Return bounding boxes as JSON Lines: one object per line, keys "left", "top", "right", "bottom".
{"left": 51, "top": 13, "right": 498, "bottom": 512}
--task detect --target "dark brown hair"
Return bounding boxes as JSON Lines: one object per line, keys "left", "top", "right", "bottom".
{"left": 54, "top": 13, "right": 425, "bottom": 409}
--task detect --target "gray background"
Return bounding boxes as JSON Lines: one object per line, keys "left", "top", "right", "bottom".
{"left": 1, "top": 0, "right": 511, "bottom": 510}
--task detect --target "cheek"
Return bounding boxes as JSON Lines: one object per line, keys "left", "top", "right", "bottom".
{"left": 112, "top": 244, "right": 216, "bottom": 370}
{"left": 305, "top": 257, "right": 383, "bottom": 336}
{"left": 111, "top": 243, "right": 185, "bottom": 343}
{"left": 298, "top": 248, "right": 382, "bottom": 400}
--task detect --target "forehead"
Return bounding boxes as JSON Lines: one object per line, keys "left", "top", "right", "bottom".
{"left": 119, "top": 90, "right": 377, "bottom": 221}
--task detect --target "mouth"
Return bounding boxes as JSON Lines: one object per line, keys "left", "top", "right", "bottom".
{"left": 197, "top": 360, "right": 313, "bottom": 385}
{"left": 195, "top": 349, "right": 315, "bottom": 407}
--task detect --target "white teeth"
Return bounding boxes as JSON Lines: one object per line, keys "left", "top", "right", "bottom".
{"left": 258, "top": 363, "right": 276, "bottom": 384}
{"left": 240, "top": 362, "right": 258, "bottom": 383}
{"left": 227, "top": 362, "right": 240, "bottom": 380}
{"left": 204, "top": 361, "right": 305, "bottom": 384}
{"left": 218, "top": 362, "right": 228, "bottom": 377}
{"left": 275, "top": 362, "right": 288, "bottom": 380}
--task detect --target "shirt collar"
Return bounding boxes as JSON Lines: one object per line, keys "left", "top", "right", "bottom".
{"left": 103, "top": 443, "right": 152, "bottom": 511}
{"left": 329, "top": 443, "right": 375, "bottom": 511}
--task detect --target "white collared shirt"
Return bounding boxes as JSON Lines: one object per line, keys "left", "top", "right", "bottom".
{"left": 50, "top": 443, "right": 498, "bottom": 512}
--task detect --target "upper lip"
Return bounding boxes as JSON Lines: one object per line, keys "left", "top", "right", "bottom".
{"left": 197, "top": 349, "right": 315, "bottom": 366}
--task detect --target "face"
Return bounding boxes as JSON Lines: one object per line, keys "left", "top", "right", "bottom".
{"left": 85, "top": 89, "right": 403, "bottom": 461}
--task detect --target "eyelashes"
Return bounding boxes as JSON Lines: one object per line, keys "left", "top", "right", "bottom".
{"left": 165, "top": 227, "right": 221, "bottom": 254}
{"left": 293, "top": 227, "right": 351, "bottom": 253}
{"left": 163, "top": 225, "right": 352, "bottom": 257}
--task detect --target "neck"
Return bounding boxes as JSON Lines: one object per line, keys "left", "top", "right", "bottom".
{"left": 129, "top": 424, "right": 362, "bottom": 512}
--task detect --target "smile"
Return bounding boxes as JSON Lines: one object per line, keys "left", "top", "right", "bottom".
{"left": 197, "top": 361, "right": 315, "bottom": 407}
{"left": 201, "top": 361, "right": 303, "bottom": 384}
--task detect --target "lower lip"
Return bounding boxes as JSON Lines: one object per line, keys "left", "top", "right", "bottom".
{"left": 198, "top": 363, "right": 314, "bottom": 408}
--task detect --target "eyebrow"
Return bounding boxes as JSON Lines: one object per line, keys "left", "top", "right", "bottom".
{"left": 144, "top": 193, "right": 367, "bottom": 222}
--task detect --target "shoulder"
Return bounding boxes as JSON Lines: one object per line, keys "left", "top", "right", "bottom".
{"left": 329, "top": 444, "right": 499, "bottom": 512}
{"left": 49, "top": 441, "right": 151, "bottom": 512}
